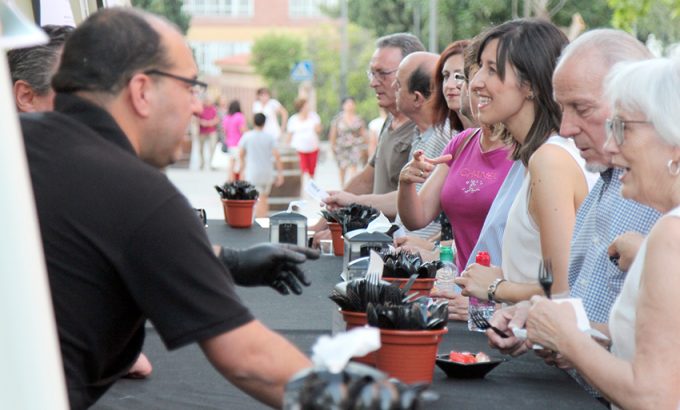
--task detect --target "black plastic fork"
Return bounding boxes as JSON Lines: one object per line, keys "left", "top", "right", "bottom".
{"left": 470, "top": 310, "right": 509, "bottom": 338}
{"left": 539, "top": 259, "right": 553, "bottom": 299}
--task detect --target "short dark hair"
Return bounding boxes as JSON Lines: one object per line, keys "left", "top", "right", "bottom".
{"left": 228, "top": 100, "right": 241, "bottom": 115}
{"left": 407, "top": 63, "right": 433, "bottom": 99}
{"left": 431, "top": 40, "right": 470, "bottom": 131}
{"left": 376, "top": 33, "right": 425, "bottom": 59}
{"left": 294, "top": 97, "right": 307, "bottom": 112}
{"left": 7, "top": 25, "right": 74, "bottom": 95}
{"left": 253, "top": 113, "right": 266, "bottom": 126}
{"left": 256, "top": 88, "right": 270, "bottom": 96}
{"left": 51, "top": 8, "right": 173, "bottom": 95}
{"left": 477, "top": 19, "right": 568, "bottom": 165}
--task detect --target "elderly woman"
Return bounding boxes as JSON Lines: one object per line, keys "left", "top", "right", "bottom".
{"left": 526, "top": 56, "right": 680, "bottom": 409}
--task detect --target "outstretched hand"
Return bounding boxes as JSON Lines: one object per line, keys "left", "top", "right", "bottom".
{"left": 399, "top": 149, "right": 451, "bottom": 185}
{"left": 221, "top": 244, "right": 320, "bottom": 295}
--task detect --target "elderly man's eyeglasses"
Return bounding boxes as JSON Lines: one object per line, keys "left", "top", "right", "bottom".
{"left": 366, "top": 68, "right": 398, "bottom": 82}
{"left": 144, "top": 69, "right": 208, "bottom": 97}
{"left": 605, "top": 117, "right": 651, "bottom": 146}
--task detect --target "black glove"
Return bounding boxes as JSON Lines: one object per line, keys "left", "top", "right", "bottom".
{"left": 220, "top": 243, "right": 320, "bottom": 295}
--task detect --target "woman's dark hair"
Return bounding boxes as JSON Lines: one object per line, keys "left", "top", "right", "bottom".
{"left": 476, "top": 19, "right": 568, "bottom": 165}
{"left": 228, "top": 100, "right": 241, "bottom": 115}
{"left": 52, "top": 8, "right": 173, "bottom": 95}
{"left": 431, "top": 40, "right": 470, "bottom": 132}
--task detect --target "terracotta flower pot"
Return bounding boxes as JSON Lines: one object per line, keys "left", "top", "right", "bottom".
{"left": 340, "top": 310, "right": 376, "bottom": 366}
{"left": 221, "top": 199, "right": 256, "bottom": 228}
{"left": 376, "top": 327, "right": 448, "bottom": 384}
{"left": 384, "top": 277, "right": 436, "bottom": 298}
{"left": 327, "top": 222, "right": 344, "bottom": 256}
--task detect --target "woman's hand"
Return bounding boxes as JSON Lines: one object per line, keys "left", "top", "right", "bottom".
{"left": 455, "top": 263, "right": 503, "bottom": 300}
{"left": 393, "top": 235, "right": 437, "bottom": 261}
{"left": 487, "top": 303, "right": 531, "bottom": 356}
{"left": 430, "top": 289, "right": 469, "bottom": 321}
{"left": 525, "top": 296, "right": 579, "bottom": 352}
{"left": 399, "top": 150, "right": 452, "bottom": 185}
{"left": 607, "top": 231, "right": 645, "bottom": 272}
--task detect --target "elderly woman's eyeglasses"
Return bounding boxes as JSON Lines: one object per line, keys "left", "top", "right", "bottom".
{"left": 366, "top": 68, "right": 398, "bottom": 82}
{"left": 605, "top": 117, "right": 652, "bottom": 146}
{"left": 144, "top": 69, "right": 208, "bottom": 98}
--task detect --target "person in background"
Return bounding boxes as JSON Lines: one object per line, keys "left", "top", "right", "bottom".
{"left": 197, "top": 95, "right": 220, "bottom": 170}
{"left": 526, "top": 55, "right": 680, "bottom": 410}
{"left": 240, "top": 113, "right": 284, "bottom": 217}
{"left": 222, "top": 99, "right": 247, "bottom": 181}
{"left": 328, "top": 96, "right": 368, "bottom": 186}
{"left": 253, "top": 87, "right": 288, "bottom": 141}
{"left": 287, "top": 97, "right": 321, "bottom": 179}
{"left": 367, "top": 108, "right": 386, "bottom": 159}
{"left": 454, "top": 19, "right": 598, "bottom": 304}
{"left": 8, "top": 23, "right": 155, "bottom": 380}
{"left": 19, "top": 9, "right": 318, "bottom": 408}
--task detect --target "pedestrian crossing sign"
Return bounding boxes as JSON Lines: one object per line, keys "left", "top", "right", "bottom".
{"left": 291, "top": 60, "right": 314, "bottom": 82}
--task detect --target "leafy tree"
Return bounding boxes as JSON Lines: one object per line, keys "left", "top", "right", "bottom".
{"left": 131, "top": 0, "right": 191, "bottom": 34}
{"left": 607, "top": 0, "right": 680, "bottom": 45}
{"left": 250, "top": 34, "right": 304, "bottom": 113}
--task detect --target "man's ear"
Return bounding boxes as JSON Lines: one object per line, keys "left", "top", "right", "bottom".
{"left": 13, "top": 80, "right": 39, "bottom": 113}
{"left": 413, "top": 90, "right": 426, "bottom": 107}
{"left": 127, "top": 73, "right": 154, "bottom": 118}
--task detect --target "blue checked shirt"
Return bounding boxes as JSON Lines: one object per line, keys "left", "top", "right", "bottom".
{"left": 567, "top": 167, "right": 660, "bottom": 397}
{"left": 568, "top": 168, "right": 661, "bottom": 323}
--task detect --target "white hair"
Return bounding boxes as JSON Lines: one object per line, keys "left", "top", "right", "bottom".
{"left": 604, "top": 56, "right": 680, "bottom": 146}
{"left": 555, "top": 29, "right": 653, "bottom": 72}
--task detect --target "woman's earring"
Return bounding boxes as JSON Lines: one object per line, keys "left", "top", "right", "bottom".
{"left": 526, "top": 92, "right": 534, "bottom": 100}
{"left": 667, "top": 159, "right": 680, "bottom": 176}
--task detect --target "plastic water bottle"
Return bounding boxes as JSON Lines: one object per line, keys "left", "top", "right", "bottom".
{"left": 468, "top": 251, "right": 496, "bottom": 332}
{"left": 434, "top": 245, "right": 459, "bottom": 294}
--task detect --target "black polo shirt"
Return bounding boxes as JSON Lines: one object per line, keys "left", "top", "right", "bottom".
{"left": 21, "top": 94, "right": 254, "bottom": 409}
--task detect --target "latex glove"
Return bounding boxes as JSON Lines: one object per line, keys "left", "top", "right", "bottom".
{"left": 486, "top": 302, "right": 531, "bottom": 357}
{"left": 220, "top": 244, "right": 320, "bottom": 295}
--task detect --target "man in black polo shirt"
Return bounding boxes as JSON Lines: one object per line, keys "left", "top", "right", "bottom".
{"left": 20, "top": 8, "right": 317, "bottom": 409}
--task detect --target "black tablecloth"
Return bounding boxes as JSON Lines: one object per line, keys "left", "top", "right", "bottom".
{"left": 94, "top": 222, "right": 605, "bottom": 409}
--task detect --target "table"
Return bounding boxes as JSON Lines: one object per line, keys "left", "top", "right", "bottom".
{"left": 94, "top": 222, "right": 605, "bottom": 410}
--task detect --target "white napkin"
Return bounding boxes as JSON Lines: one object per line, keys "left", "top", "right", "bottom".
{"left": 311, "top": 327, "right": 381, "bottom": 373}
{"left": 511, "top": 298, "right": 609, "bottom": 349}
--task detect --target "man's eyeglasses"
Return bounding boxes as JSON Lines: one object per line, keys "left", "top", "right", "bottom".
{"left": 366, "top": 67, "right": 398, "bottom": 82}
{"left": 144, "top": 69, "right": 208, "bottom": 97}
{"left": 605, "top": 117, "right": 651, "bottom": 146}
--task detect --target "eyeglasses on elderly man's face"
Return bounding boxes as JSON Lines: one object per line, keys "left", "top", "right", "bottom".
{"left": 366, "top": 67, "right": 398, "bottom": 82}
{"left": 144, "top": 69, "right": 208, "bottom": 98}
{"left": 605, "top": 117, "right": 652, "bottom": 146}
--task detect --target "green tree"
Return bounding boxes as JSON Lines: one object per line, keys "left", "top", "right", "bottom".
{"left": 607, "top": 0, "right": 680, "bottom": 45}
{"left": 250, "top": 34, "right": 304, "bottom": 112}
{"left": 131, "top": 0, "right": 191, "bottom": 34}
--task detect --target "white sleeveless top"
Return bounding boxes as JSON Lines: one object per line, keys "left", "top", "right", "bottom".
{"left": 501, "top": 136, "right": 598, "bottom": 284}
{"left": 607, "top": 206, "right": 679, "bottom": 409}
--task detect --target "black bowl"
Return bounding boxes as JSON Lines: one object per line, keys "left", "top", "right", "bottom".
{"left": 435, "top": 354, "right": 505, "bottom": 379}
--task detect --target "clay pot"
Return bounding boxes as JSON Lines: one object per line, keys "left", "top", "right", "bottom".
{"left": 327, "top": 222, "right": 344, "bottom": 256}
{"left": 221, "top": 199, "right": 256, "bottom": 228}
{"left": 340, "top": 310, "right": 376, "bottom": 366}
{"left": 384, "top": 277, "right": 436, "bottom": 298}
{"left": 375, "top": 327, "right": 448, "bottom": 384}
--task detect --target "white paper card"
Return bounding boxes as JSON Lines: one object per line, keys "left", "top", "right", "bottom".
{"left": 305, "top": 179, "right": 328, "bottom": 202}
{"left": 40, "top": 0, "right": 75, "bottom": 26}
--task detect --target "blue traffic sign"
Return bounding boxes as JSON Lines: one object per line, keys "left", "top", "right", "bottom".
{"left": 291, "top": 60, "right": 314, "bottom": 82}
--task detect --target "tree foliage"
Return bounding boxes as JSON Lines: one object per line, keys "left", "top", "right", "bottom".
{"left": 608, "top": 0, "right": 680, "bottom": 45}
{"left": 250, "top": 34, "right": 304, "bottom": 114}
{"left": 131, "top": 0, "right": 191, "bottom": 34}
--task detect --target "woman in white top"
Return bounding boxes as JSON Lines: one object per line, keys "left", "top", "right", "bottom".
{"left": 526, "top": 56, "right": 680, "bottom": 409}
{"left": 455, "top": 19, "right": 595, "bottom": 304}
{"left": 286, "top": 97, "right": 322, "bottom": 178}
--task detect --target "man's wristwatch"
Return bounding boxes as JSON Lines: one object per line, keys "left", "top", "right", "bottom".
{"left": 487, "top": 278, "right": 506, "bottom": 302}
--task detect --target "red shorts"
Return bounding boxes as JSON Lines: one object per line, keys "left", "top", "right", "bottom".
{"left": 297, "top": 150, "right": 319, "bottom": 177}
